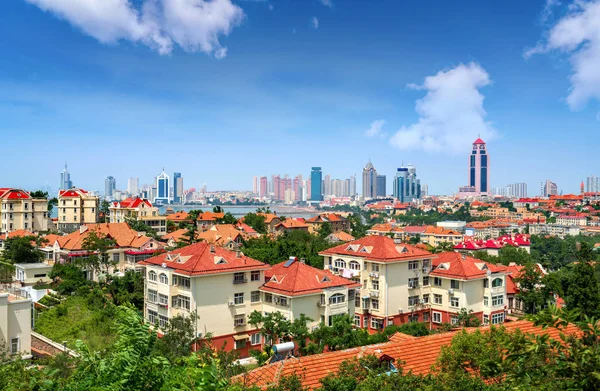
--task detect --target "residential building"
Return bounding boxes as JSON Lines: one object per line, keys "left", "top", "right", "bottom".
{"left": 256, "top": 213, "right": 282, "bottom": 234}
{"left": 105, "top": 176, "right": 116, "bottom": 199}
{"left": 528, "top": 223, "right": 581, "bottom": 237}
{"left": 138, "top": 242, "right": 270, "bottom": 356}
{"left": 197, "top": 224, "right": 248, "bottom": 251}
{"left": 420, "top": 226, "right": 463, "bottom": 247}
{"left": 14, "top": 263, "right": 53, "bottom": 285}
{"left": 261, "top": 257, "right": 360, "bottom": 329}
{"left": 392, "top": 165, "right": 421, "bottom": 202}
{"left": 0, "top": 189, "right": 48, "bottom": 233}
{"left": 454, "top": 234, "right": 531, "bottom": 256}
{"left": 57, "top": 188, "right": 99, "bottom": 233}
{"left": 362, "top": 161, "right": 377, "bottom": 199}
{"left": 274, "top": 218, "right": 309, "bottom": 235}
{"left": 155, "top": 170, "right": 170, "bottom": 204}
{"left": 323, "top": 174, "right": 331, "bottom": 197}
{"left": 59, "top": 163, "right": 73, "bottom": 191}
{"left": 469, "top": 138, "right": 490, "bottom": 195}
{"left": 252, "top": 176, "right": 259, "bottom": 195}
{"left": 0, "top": 229, "right": 35, "bottom": 252}
{"left": 196, "top": 211, "right": 225, "bottom": 232}
{"left": 127, "top": 177, "right": 139, "bottom": 196}
{"left": 376, "top": 175, "right": 386, "bottom": 197}
{"left": 259, "top": 177, "right": 268, "bottom": 198}
{"left": 305, "top": 213, "right": 350, "bottom": 234}
{"left": 109, "top": 197, "right": 166, "bottom": 235}
{"left": 326, "top": 231, "right": 355, "bottom": 243}
{"left": 310, "top": 167, "right": 323, "bottom": 202}
{"left": 542, "top": 180, "right": 558, "bottom": 197}
{"left": 556, "top": 214, "right": 587, "bottom": 227}
{"left": 349, "top": 175, "right": 357, "bottom": 198}
{"left": 173, "top": 173, "right": 183, "bottom": 203}
{"left": 436, "top": 221, "right": 467, "bottom": 233}
{"left": 0, "top": 287, "right": 31, "bottom": 358}
{"left": 587, "top": 175, "right": 600, "bottom": 193}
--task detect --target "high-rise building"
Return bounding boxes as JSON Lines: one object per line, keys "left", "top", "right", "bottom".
{"left": 542, "top": 180, "right": 558, "bottom": 197}
{"left": 155, "top": 170, "right": 170, "bottom": 204}
{"left": 469, "top": 138, "right": 490, "bottom": 195}
{"left": 349, "top": 175, "right": 357, "bottom": 197}
{"left": 310, "top": 167, "right": 323, "bottom": 202}
{"left": 60, "top": 163, "right": 73, "bottom": 190}
{"left": 105, "top": 176, "right": 116, "bottom": 199}
{"left": 587, "top": 175, "right": 600, "bottom": 193}
{"left": 362, "top": 161, "right": 377, "bottom": 198}
{"left": 127, "top": 177, "right": 139, "bottom": 196}
{"left": 323, "top": 174, "right": 331, "bottom": 197}
{"left": 259, "top": 177, "right": 268, "bottom": 198}
{"left": 173, "top": 172, "right": 183, "bottom": 203}
{"left": 421, "top": 184, "right": 428, "bottom": 197}
{"left": 253, "top": 176, "right": 260, "bottom": 194}
{"left": 376, "top": 175, "right": 386, "bottom": 197}
{"left": 393, "top": 165, "right": 421, "bottom": 203}
{"left": 508, "top": 182, "right": 527, "bottom": 198}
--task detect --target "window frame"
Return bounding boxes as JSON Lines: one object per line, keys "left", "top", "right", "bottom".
{"left": 234, "top": 292, "right": 244, "bottom": 305}
{"left": 432, "top": 311, "right": 442, "bottom": 324}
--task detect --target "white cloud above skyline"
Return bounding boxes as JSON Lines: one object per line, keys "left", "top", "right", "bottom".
{"left": 24, "top": 0, "right": 244, "bottom": 58}
{"left": 365, "top": 119, "right": 386, "bottom": 137}
{"left": 389, "top": 62, "right": 497, "bottom": 154}
{"left": 319, "top": 0, "right": 333, "bottom": 7}
{"left": 525, "top": 0, "right": 600, "bottom": 111}
{"left": 312, "top": 16, "right": 319, "bottom": 29}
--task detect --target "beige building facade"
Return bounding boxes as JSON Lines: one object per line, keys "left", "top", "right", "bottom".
{"left": 58, "top": 188, "right": 99, "bottom": 233}
{"left": 0, "top": 288, "right": 32, "bottom": 358}
{"left": 0, "top": 189, "right": 48, "bottom": 234}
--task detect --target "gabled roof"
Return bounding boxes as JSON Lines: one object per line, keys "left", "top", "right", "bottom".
{"left": 0, "top": 188, "right": 31, "bottom": 200}
{"left": 197, "top": 224, "right": 245, "bottom": 246}
{"left": 327, "top": 231, "right": 355, "bottom": 242}
{"left": 320, "top": 236, "right": 432, "bottom": 262}
{"left": 430, "top": 252, "right": 506, "bottom": 280}
{"left": 59, "top": 188, "right": 91, "bottom": 198}
{"left": 166, "top": 211, "right": 190, "bottom": 222}
{"left": 197, "top": 211, "right": 225, "bottom": 221}
{"left": 138, "top": 242, "right": 268, "bottom": 276}
{"left": 423, "top": 226, "right": 462, "bottom": 236}
{"left": 0, "top": 229, "right": 35, "bottom": 241}
{"left": 57, "top": 223, "right": 152, "bottom": 250}
{"left": 163, "top": 228, "right": 195, "bottom": 243}
{"left": 276, "top": 219, "right": 309, "bottom": 229}
{"left": 473, "top": 137, "right": 486, "bottom": 144}
{"left": 305, "top": 213, "right": 347, "bottom": 224}
{"left": 261, "top": 259, "right": 360, "bottom": 297}
{"left": 236, "top": 320, "right": 580, "bottom": 390}
{"left": 112, "top": 197, "right": 153, "bottom": 209}
{"left": 236, "top": 222, "right": 258, "bottom": 235}
{"left": 257, "top": 213, "right": 280, "bottom": 224}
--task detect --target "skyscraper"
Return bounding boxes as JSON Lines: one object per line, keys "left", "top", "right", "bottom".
{"left": 587, "top": 175, "right": 600, "bottom": 193}
{"left": 469, "top": 138, "right": 490, "bottom": 195}
{"left": 155, "top": 170, "right": 170, "bottom": 204}
{"left": 323, "top": 174, "right": 331, "bottom": 197}
{"left": 362, "top": 161, "right": 377, "bottom": 198}
{"left": 60, "top": 163, "right": 73, "bottom": 190}
{"left": 127, "top": 177, "right": 139, "bottom": 196}
{"left": 252, "top": 176, "right": 260, "bottom": 194}
{"left": 105, "top": 176, "right": 116, "bottom": 199}
{"left": 173, "top": 172, "right": 183, "bottom": 203}
{"left": 349, "top": 175, "right": 357, "bottom": 197}
{"left": 376, "top": 175, "right": 386, "bottom": 197}
{"left": 393, "top": 165, "right": 421, "bottom": 202}
{"left": 259, "top": 177, "right": 268, "bottom": 198}
{"left": 542, "top": 180, "right": 558, "bottom": 197}
{"left": 310, "top": 167, "right": 323, "bottom": 202}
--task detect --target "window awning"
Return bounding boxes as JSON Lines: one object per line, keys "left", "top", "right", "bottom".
{"left": 233, "top": 334, "right": 250, "bottom": 341}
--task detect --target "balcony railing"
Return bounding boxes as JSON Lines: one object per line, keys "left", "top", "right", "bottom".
{"left": 369, "top": 290, "right": 379, "bottom": 298}
{"left": 233, "top": 278, "right": 248, "bottom": 284}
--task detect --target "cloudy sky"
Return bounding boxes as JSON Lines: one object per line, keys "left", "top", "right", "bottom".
{"left": 2, "top": 0, "right": 600, "bottom": 195}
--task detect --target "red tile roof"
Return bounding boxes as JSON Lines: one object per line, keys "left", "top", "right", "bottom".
{"left": 57, "top": 223, "right": 152, "bottom": 251}
{"left": 112, "top": 197, "right": 153, "bottom": 209}
{"left": 430, "top": 252, "right": 507, "bottom": 280}
{"left": 236, "top": 320, "right": 580, "bottom": 390}
{"left": 166, "top": 211, "right": 190, "bottom": 222}
{"left": 138, "top": 242, "right": 269, "bottom": 276}
{"left": 320, "top": 236, "right": 432, "bottom": 262}
{"left": 473, "top": 137, "right": 486, "bottom": 144}
{"left": 197, "top": 211, "right": 225, "bottom": 221}
{"left": 0, "top": 188, "right": 31, "bottom": 200}
{"left": 59, "top": 188, "right": 90, "bottom": 197}
{"left": 261, "top": 259, "right": 360, "bottom": 297}
{"left": 276, "top": 219, "right": 309, "bottom": 229}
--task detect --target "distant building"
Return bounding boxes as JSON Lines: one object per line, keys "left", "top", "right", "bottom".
{"left": 105, "top": 176, "right": 116, "bottom": 199}
{"left": 127, "top": 177, "right": 139, "bottom": 196}
{"left": 173, "top": 172, "right": 183, "bottom": 203}
{"left": 252, "top": 176, "right": 259, "bottom": 195}
{"left": 155, "top": 170, "right": 170, "bottom": 204}
{"left": 311, "top": 167, "right": 323, "bottom": 202}
{"left": 376, "top": 175, "right": 386, "bottom": 197}
{"left": 259, "top": 176, "right": 268, "bottom": 198}
{"left": 60, "top": 163, "right": 73, "bottom": 190}
{"left": 542, "top": 180, "right": 558, "bottom": 197}
{"left": 494, "top": 182, "right": 527, "bottom": 198}
{"left": 587, "top": 175, "right": 600, "bottom": 193}
{"left": 324, "top": 174, "right": 331, "bottom": 197}
{"left": 0, "top": 189, "right": 48, "bottom": 233}
{"left": 421, "top": 184, "right": 429, "bottom": 197}
{"left": 349, "top": 175, "right": 357, "bottom": 197}
{"left": 393, "top": 165, "right": 421, "bottom": 202}
{"left": 57, "top": 188, "right": 99, "bottom": 233}
{"left": 469, "top": 138, "right": 490, "bottom": 195}
{"left": 362, "top": 161, "right": 377, "bottom": 198}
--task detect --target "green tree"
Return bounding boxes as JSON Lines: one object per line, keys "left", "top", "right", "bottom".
{"left": 29, "top": 190, "right": 48, "bottom": 198}
{"left": 318, "top": 222, "right": 333, "bottom": 239}
{"left": 187, "top": 209, "right": 203, "bottom": 221}
{"left": 99, "top": 199, "right": 110, "bottom": 223}
{"left": 76, "top": 230, "right": 117, "bottom": 279}
{"left": 155, "top": 311, "right": 200, "bottom": 362}
{"left": 455, "top": 308, "right": 481, "bottom": 327}
{"left": 244, "top": 213, "right": 268, "bottom": 234}
{"left": 105, "top": 270, "right": 145, "bottom": 309}
{"left": 2, "top": 235, "right": 43, "bottom": 264}
{"left": 213, "top": 205, "right": 223, "bottom": 213}
{"left": 216, "top": 212, "right": 238, "bottom": 225}
{"left": 514, "top": 263, "right": 551, "bottom": 314}
{"left": 125, "top": 216, "right": 158, "bottom": 239}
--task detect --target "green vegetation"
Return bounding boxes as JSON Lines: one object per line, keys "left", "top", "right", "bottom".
{"left": 99, "top": 200, "right": 110, "bottom": 223}
{"left": 125, "top": 217, "right": 159, "bottom": 239}
{"left": 244, "top": 212, "right": 268, "bottom": 234}
{"left": 394, "top": 204, "right": 489, "bottom": 225}
{"left": 2, "top": 235, "right": 43, "bottom": 264}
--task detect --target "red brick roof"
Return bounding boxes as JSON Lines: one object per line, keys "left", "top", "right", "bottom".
{"left": 112, "top": 198, "right": 152, "bottom": 209}
{"left": 261, "top": 259, "right": 360, "bottom": 297}
{"left": 57, "top": 223, "right": 152, "bottom": 250}
{"left": 138, "top": 242, "right": 269, "bottom": 276}
{"left": 430, "top": 252, "right": 507, "bottom": 280}
{"left": 236, "top": 320, "right": 579, "bottom": 390}
{"left": 197, "top": 211, "right": 225, "bottom": 221}
{"left": 0, "top": 188, "right": 31, "bottom": 200}
{"left": 320, "top": 236, "right": 432, "bottom": 262}
{"left": 59, "top": 188, "right": 90, "bottom": 197}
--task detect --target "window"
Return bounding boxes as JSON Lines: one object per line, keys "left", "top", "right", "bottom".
{"left": 112, "top": 253, "right": 119, "bottom": 263}
{"left": 158, "top": 293, "right": 168, "bottom": 306}
{"left": 370, "top": 318, "right": 384, "bottom": 329}
{"left": 408, "top": 277, "right": 419, "bottom": 289}
{"left": 408, "top": 314, "right": 419, "bottom": 322}
{"left": 148, "top": 289, "right": 157, "bottom": 303}
{"left": 371, "top": 299, "right": 379, "bottom": 310}
{"left": 349, "top": 261, "right": 360, "bottom": 270}
{"left": 234, "top": 314, "right": 246, "bottom": 326}
{"left": 484, "top": 296, "right": 489, "bottom": 306}
{"left": 492, "top": 278, "right": 503, "bottom": 287}
{"left": 250, "top": 271, "right": 260, "bottom": 281}
{"left": 492, "top": 312, "right": 505, "bottom": 324}
{"left": 492, "top": 295, "right": 504, "bottom": 306}
{"left": 348, "top": 289, "right": 355, "bottom": 301}
{"left": 264, "top": 293, "right": 273, "bottom": 303}
{"left": 450, "top": 315, "right": 459, "bottom": 325}
{"left": 179, "top": 295, "right": 191, "bottom": 310}
{"left": 423, "top": 312, "right": 430, "bottom": 322}
{"left": 177, "top": 276, "right": 190, "bottom": 288}
{"left": 483, "top": 314, "right": 489, "bottom": 325}
{"left": 148, "top": 310, "right": 157, "bottom": 324}
{"left": 433, "top": 294, "right": 442, "bottom": 304}
{"left": 159, "top": 273, "right": 168, "bottom": 284}
{"left": 372, "top": 280, "right": 379, "bottom": 290}
{"left": 423, "top": 259, "right": 431, "bottom": 272}
{"left": 233, "top": 272, "right": 246, "bottom": 284}
{"left": 408, "top": 295, "right": 419, "bottom": 306}
{"left": 251, "top": 333, "right": 262, "bottom": 345}
{"left": 10, "top": 338, "right": 19, "bottom": 354}
{"left": 483, "top": 279, "right": 489, "bottom": 288}
{"left": 422, "top": 294, "right": 430, "bottom": 304}
{"left": 355, "top": 295, "right": 360, "bottom": 307}
{"left": 434, "top": 277, "right": 442, "bottom": 287}
{"left": 450, "top": 280, "right": 460, "bottom": 289}
{"left": 334, "top": 259, "right": 346, "bottom": 269}
{"left": 329, "top": 293, "right": 345, "bottom": 304}
{"left": 251, "top": 291, "right": 260, "bottom": 302}
{"left": 279, "top": 297, "right": 288, "bottom": 307}
{"left": 354, "top": 315, "right": 361, "bottom": 327}
{"left": 372, "top": 263, "right": 379, "bottom": 272}
{"left": 422, "top": 276, "right": 430, "bottom": 286}
{"left": 432, "top": 312, "right": 442, "bottom": 324}
{"left": 408, "top": 260, "right": 418, "bottom": 270}
{"left": 158, "top": 315, "right": 168, "bottom": 329}
{"left": 450, "top": 297, "right": 459, "bottom": 308}
{"left": 234, "top": 293, "right": 244, "bottom": 305}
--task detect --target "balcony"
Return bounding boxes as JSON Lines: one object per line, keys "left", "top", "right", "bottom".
{"left": 369, "top": 290, "right": 379, "bottom": 298}
{"left": 362, "top": 308, "right": 370, "bottom": 314}
{"left": 317, "top": 301, "right": 327, "bottom": 307}
{"left": 408, "top": 283, "right": 420, "bottom": 289}
{"left": 369, "top": 272, "right": 379, "bottom": 279}
{"left": 490, "top": 286, "right": 504, "bottom": 295}
{"left": 422, "top": 267, "right": 430, "bottom": 274}
{"left": 233, "top": 278, "right": 248, "bottom": 285}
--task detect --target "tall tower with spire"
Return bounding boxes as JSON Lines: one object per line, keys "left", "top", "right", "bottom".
{"left": 469, "top": 138, "right": 490, "bottom": 195}
{"left": 60, "top": 163, "right": 73, "bottom": 190}
{"left": 362, "top": 160, "right": 377, "bottom": 199}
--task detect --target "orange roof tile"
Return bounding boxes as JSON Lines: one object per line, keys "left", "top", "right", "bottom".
{"left": 430, "top": 252, "right": 507, "bottom": 280}
{"left": 57, "top": 223, "right": 152, "bottom": 251}
{"left": 320, "top": 236, "right": 432, "bottom": 262}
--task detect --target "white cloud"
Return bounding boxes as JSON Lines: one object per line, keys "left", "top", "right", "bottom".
{"left": 389, "top": 63, "right": 497, "bottom": 154}
{"left": 319, "top": 0, "right": 333, "bottom": 7}
{"left": 525, "top": 0, "right": 600, "bottom": 111}
{"left": 269, "top": 4, "right": 273, "bottom": 10}
{"left": 312, "top": 16, "right": 319, "bottom": 29}
{"left": 542, "top": 0, "right": 561, "bottom": 22}
{"left": 365, "top": 119, "right": 386, "bottom": 137}
{"left": 24, "top": 0, "right": 244, "bottom": 58}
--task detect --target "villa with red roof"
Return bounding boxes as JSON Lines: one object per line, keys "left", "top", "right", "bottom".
{"left": 0, "top": 188, "right": 48, "bottom": 234}
{"left": 109, "top": 198, "right": 167, "bottom": 236}
{"left": 304, "top": 213, "right": 350, "bottom": 234}
{"left": 57, "top": 187, "right": 99, "bottom": 233}
{"left": 454, "top": 234, "right": 531, "bottom": 256}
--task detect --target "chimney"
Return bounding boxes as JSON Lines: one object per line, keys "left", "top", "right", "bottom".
{"left": 461, "top": 253, "right": 466, "bottom": 260}
{"left": 236, "top": 251, "right": 241, "bottom": 258}
{"left": 300, "top": 258, "right": 306, "bottom": 264}
{"left": 210, "top": 245, "right": 215, "bottom": 253}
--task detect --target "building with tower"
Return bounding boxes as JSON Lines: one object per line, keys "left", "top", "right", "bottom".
{"left": 60, "top": 163, "right": 73, "bottom": 190}
{"left": 310, "top": 167, "right": 323, "bottom": 202}
{"left": 393, "top": 165, "right": 421, "bottom": 203}
{"left": 362, "top": 161, "right": 377, "bottom": 199}
{"left": 155, "top": 170, "right": 170, "bottom": 204}
{"left": 470, "top": 138, "right": 490, "bottom": 195}
{"left": 542, "top": 180, "right": 558, "bottom": 197}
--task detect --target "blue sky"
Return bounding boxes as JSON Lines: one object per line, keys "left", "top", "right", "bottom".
{"left": 1, "top": 0, "right": 600, "bottom": 196}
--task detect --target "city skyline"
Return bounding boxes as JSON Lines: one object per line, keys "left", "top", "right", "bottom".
{"left": 2, "top": 1, "right": 600, "bottom": 194}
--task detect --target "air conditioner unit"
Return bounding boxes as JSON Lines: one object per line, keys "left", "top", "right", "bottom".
{"left": 419, "top": 299, "right": 425, "bottom": 304}
{"left": 325, "top": 265, "right": 332, "bottom": 270}
{"left": 398, "top": 308, "right": 403, "bottom": 314}
{"left": 447, "top": 289, "right": 454, "bottom": 295}
{"left": 228, "top": 301, "right": 235, "bottom": 307}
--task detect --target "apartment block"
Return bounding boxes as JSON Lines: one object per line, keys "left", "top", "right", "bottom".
{"left": 0, "top": 189, "right": 48, "bottom": 234}
{"left": 57, "top": 188, "right": 99, "bottom": 233}
{"left": 0, "top": 288, "right": 31, "bottom": 358}
{"left": 110, "top": 198, "right": 166, "bottom": 236}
